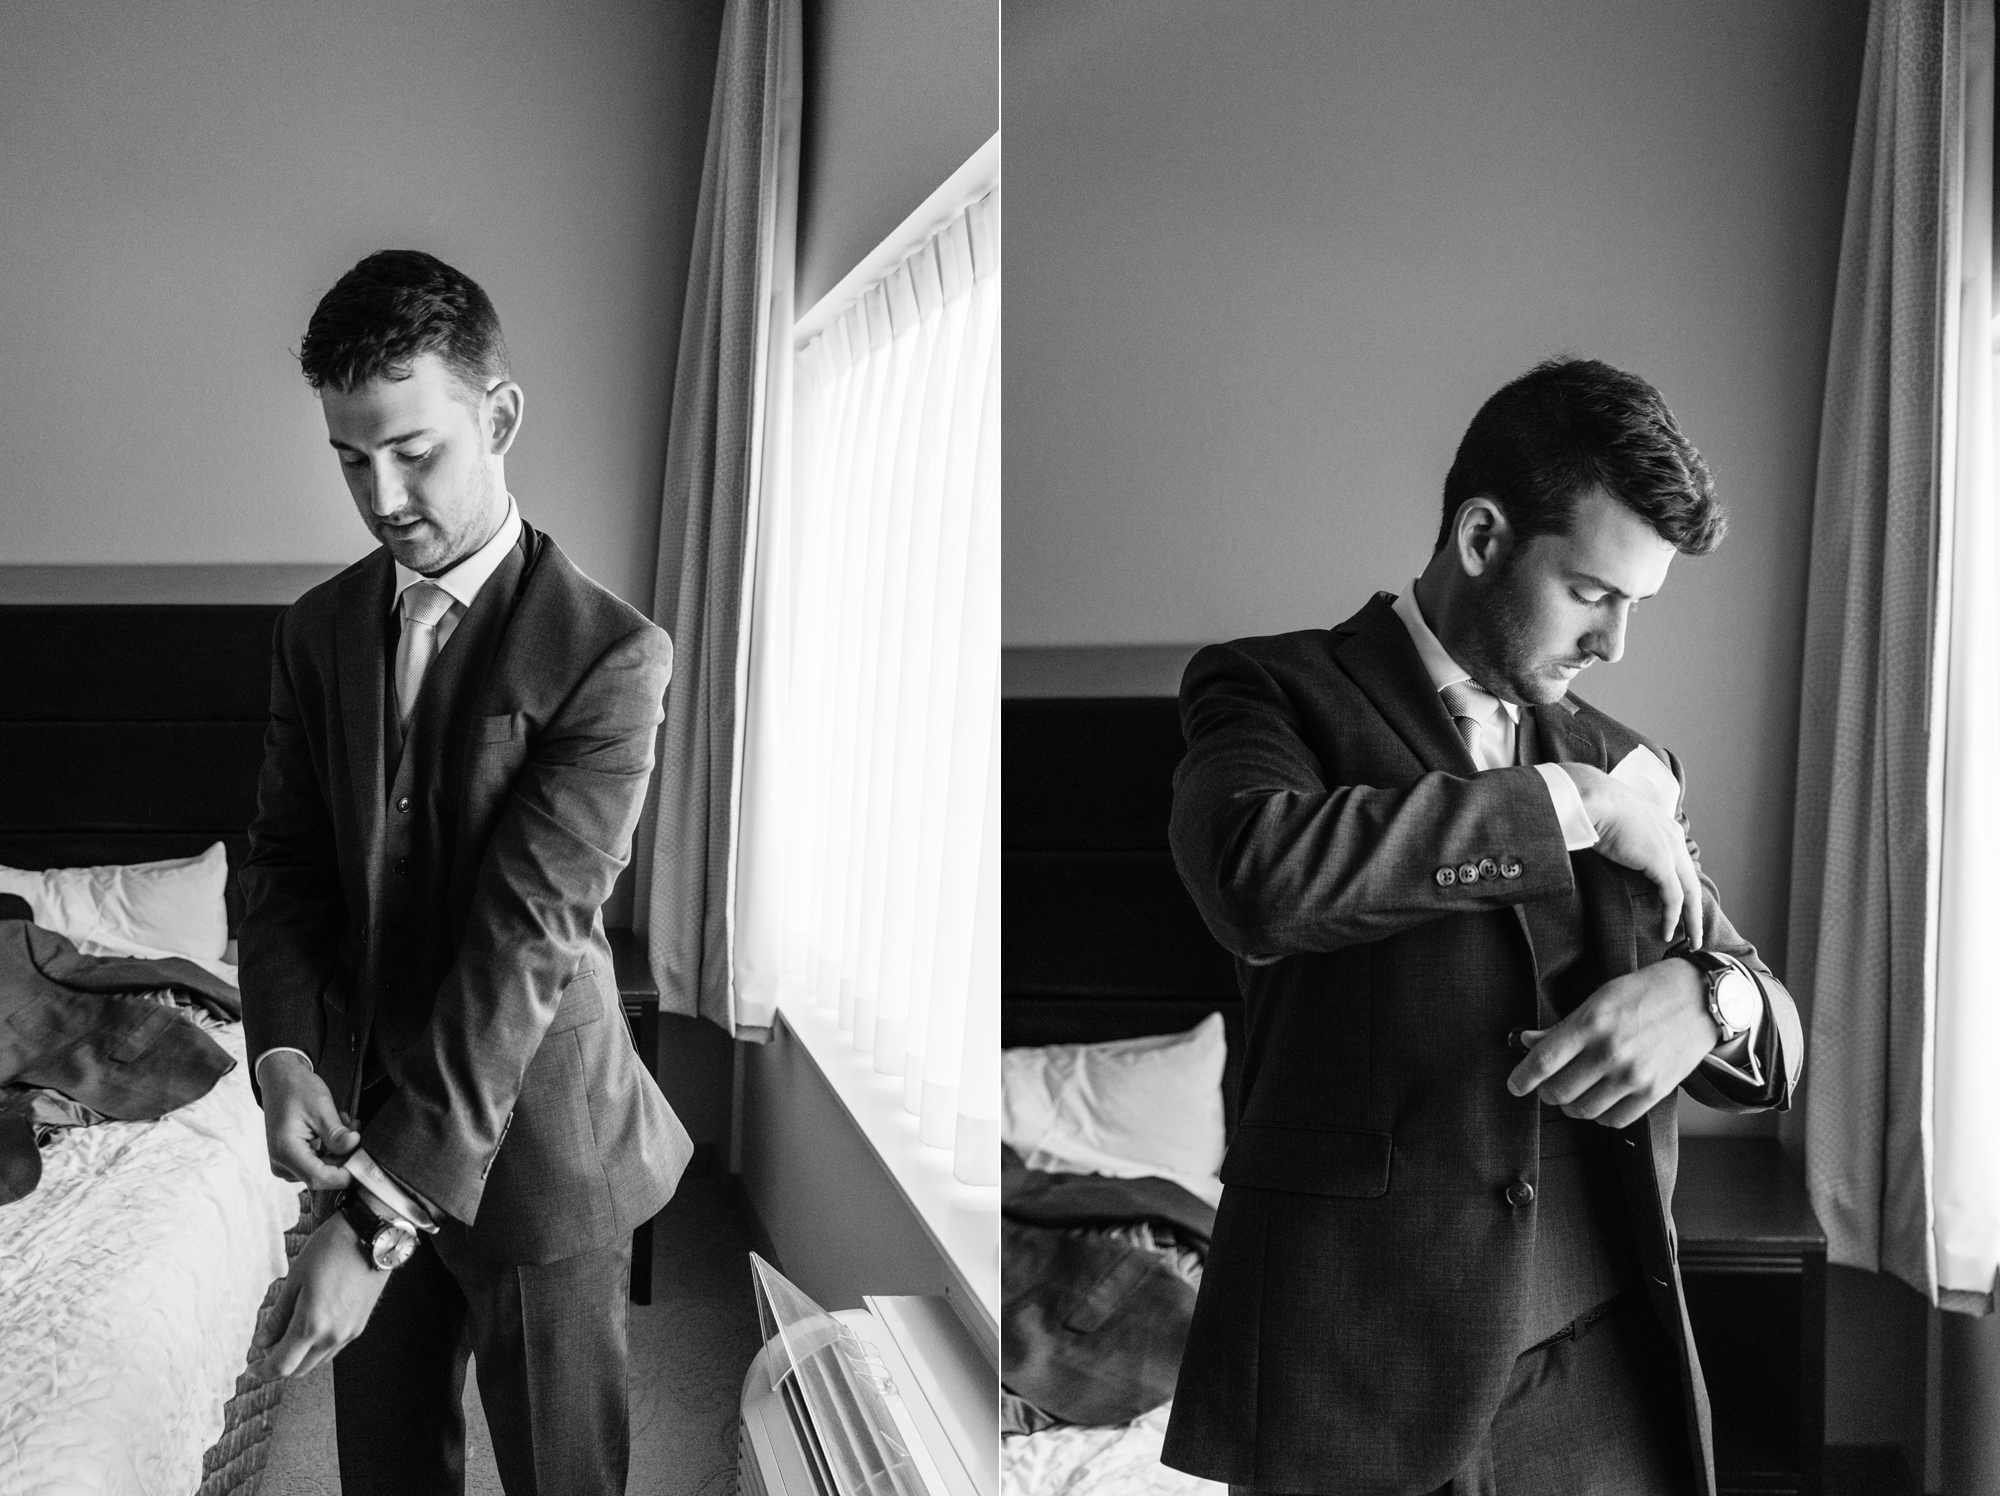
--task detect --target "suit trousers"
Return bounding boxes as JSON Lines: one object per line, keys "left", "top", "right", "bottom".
{"left": 1227, "top": 1294, "right": 1695, "bottom": 1496}
{"left": 332, "top": 1085, "right": 635, "bottom": 1496}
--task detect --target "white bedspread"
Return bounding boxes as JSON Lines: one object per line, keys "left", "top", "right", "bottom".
{"left": 0, "top": 1017, "right": 303, "bottom": 1495}
{"left": 1003, "top": 1406, "right": 1227, "bottom": 1496}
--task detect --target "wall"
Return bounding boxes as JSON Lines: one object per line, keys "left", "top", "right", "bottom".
{"left": 795, "top": 0, "right": 997, "bottom": 312}
{"left": 1003, "top": 0, "right": 1871, "bottom": 1000}
{"left": 0, "top": 0, "right": 722, "bottom": 612}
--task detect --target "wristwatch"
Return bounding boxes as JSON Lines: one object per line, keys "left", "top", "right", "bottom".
{"left": 338, "top": 1185, "right": 419, "bottom": 1271}
{"left": 1674, "top": 945, "right": 1762, "bottom": 1045}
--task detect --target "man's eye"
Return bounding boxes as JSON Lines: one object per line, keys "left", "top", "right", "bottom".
{"left": 396, "top": 448, "right": 434, "bottom": 463}
{"left": 339, "top": 454, "right": 367, "bottom": 469}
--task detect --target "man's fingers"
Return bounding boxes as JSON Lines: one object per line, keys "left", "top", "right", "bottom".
{"left": 253, "top": 1273, "right": 300, "bottom": 1351}
{"left": 308, "top": 1096, "right": 360, "bottom": 1158}
{"left": 1507, "top": 1026, "right": 1583, "bottom": 1097}
{"left": 1559, "top": 1076, "right": 1625, "bottom": 1121}
{"left": 1679, "top": 849, "right": 1705, "bottom": 950}
{"left": 273, "top": 1136, "right": 351, "bottom": 1191}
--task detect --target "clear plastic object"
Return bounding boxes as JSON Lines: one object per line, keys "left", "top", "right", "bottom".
{"left": 749, "top": 1252, "right": 930, "bottom": 1496}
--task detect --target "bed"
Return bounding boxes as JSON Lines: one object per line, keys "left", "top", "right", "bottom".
{"left": 0, "top": 600, "right": 311, "bottom": 1496}
{"left": 1000, "top": 696, "right": 1238, "bottom": 1496}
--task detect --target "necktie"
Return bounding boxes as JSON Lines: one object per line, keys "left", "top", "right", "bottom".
{"left": 394, "top": 581, "right": 455, "bottom": 730}
{"left": 1438, "top": 679, "right": 1496, "bottom": 767}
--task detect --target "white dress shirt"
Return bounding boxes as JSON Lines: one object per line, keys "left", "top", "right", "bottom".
{"left": 1390, "top": 583, "right": 1599, "bottom": 848}
{"left": 254, "top": 494, "right": 523, "bottom": 1230}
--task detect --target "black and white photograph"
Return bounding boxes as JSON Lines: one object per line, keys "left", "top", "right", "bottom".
{"left": 0, "top": 1, "right": 997, "bottom": 1493}
{"left": 5, "top": 2, "right": 2000, "bottom": 1496}
{"left": 999, "top": 4, "right": 1998, "bottom": 1496}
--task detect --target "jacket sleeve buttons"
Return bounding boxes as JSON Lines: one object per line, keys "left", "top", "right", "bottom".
{"left": 1457, "top": 862, "right": 1481, "bottom": 885}
{"left": 1436, "top": 866, "right": 1457, "bottom": 887}
{"left": 1500, "top": 858, "right": 1523, "bottom": 879}
{"left": 1478, "top": 858, "right": 1499, "bottom": 881}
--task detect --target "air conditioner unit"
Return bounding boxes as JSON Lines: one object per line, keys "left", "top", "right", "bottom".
{"left": 739, "top": 1262, "right": 995, "bottom": 1496}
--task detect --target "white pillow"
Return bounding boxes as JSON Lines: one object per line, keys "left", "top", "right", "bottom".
{"left": 1002, "top": 1012, "right": 1228, "bottom": 1204}
{"left": 0, "top": 842, "right": 230, "bottom": 962}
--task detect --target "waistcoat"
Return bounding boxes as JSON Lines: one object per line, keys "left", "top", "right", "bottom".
{"left": 1515, "top": 713, "right": 1643, "bottom": 1347}
{"left": 362, "top": 534, "right": 528, "bottom": 1089}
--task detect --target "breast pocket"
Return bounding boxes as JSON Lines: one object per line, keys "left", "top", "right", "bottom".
{"left": 1218, "top": 1122, "right": 1395, "bottom": 1198}
{"left": 472, "top": 713, "right": 524, "bottom": 744}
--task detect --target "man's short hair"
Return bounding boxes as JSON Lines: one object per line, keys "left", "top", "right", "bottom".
{"left": 1436, "top": 357, "right": 1724, "bottom": 556}
{"left": 298, "top": 249, "right": 510, "bottom": 399}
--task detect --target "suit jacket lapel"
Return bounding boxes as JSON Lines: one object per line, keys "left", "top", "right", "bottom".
{"left": 1532, "top": 700, "right": 1640, "bottom": 980}
{"left": 334, "top": 553, "right": 395, "bottom": 942}
{"left": 1332, "top": 593, "right": 1477, "bottom": 775}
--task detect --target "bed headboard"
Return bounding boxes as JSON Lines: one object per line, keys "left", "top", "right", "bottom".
{"left": 1001, "top": 696, "right": 1244, "bottom": 1129}
{"left": 0, "top": 605, "right": 282, "bottom": 933}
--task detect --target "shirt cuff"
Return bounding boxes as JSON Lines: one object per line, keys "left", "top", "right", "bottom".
{"left": 253, "top": 1047, "right": 315, "bottom": 1083}
{"left": 344, "top": 1147, "right": 440, "bottom": 1233}
{"left": 1533, "top": 763, "right": 1600, "bottom": 852}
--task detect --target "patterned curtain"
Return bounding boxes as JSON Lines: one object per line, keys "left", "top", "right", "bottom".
{"left": 1790, "top": 0, "right": 1996, "bottom": 1315}
{"left": 637, "top": 0, "right": 802, "bottom": 1035}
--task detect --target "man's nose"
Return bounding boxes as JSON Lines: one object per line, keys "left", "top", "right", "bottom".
{"left": 1583, "top": 603, "right": 1630, "bottom": 664}
{"left": 368, "top": 457, "right": 407, "bottom": 515}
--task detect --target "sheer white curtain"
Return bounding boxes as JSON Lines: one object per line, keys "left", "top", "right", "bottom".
{"left": 732, "top": 149, "right": 1000, "bottom": 1188}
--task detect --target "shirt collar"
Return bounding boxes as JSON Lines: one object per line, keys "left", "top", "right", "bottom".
{"left": 391, "top": 495, "right": 522, "bottom": 615}
{"left": 1390, "top": 580, "right": 1520, "bottom": 723}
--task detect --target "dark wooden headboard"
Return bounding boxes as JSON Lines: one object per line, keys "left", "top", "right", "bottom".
{"left": 0, "top": 605, "right": 281, "bottom": 932}
{"left": 1000, "top": 696, "right": 1244, "bottom": 1129}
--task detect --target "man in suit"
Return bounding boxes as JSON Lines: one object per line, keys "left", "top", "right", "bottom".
{"left": 239, "top": 249, "right": 692, "bottom": 1495}
{"left": 1161, "top": 358, "right": 1804, "bottom": 1496}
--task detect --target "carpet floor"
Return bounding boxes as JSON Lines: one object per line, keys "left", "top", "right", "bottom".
{"left": 256, "top": 1175, "right": 763, "bottom": 1495}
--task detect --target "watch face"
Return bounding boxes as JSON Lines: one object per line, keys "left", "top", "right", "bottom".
{"left": 372, "top": 1220, "right": 419, "bottom": 1270}
{"left": 1715, "top": 968, "right": 1760, "bottom": 1031}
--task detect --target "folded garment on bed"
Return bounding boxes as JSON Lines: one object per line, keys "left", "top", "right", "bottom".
{"left": 0, "top": 919, "right": 242, "bottom": 1203}
{"left": 1004, "top": 1145, "right": 1216, "bottom": 1431}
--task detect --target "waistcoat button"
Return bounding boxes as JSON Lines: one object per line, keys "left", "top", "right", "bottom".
{"left": 1505, "top": 1179, "right": 1536, "bottom": 1207}
{"left": 394, "top": 857, "right": 409, "bottom": 873}
{"left": 397, "top": 797, "right": 411, "bottom": 814}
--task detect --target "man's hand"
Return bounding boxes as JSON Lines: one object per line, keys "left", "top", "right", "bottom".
{"left": 258, "top": 1051, "right": 359, "bottom": 1190}
{"left": 1557, "top": 762, "right": 1704, "bottom": 948}
{"left": 250, "top": 1212, "right": 393, "bottom": 1380}
{"left": 1507, "top": 958, "right": 1718, "bottom": 1129}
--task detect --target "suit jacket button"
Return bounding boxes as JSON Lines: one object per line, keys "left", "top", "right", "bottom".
{"left": 1505, "top": 1179, "right": 1536, "bottom": 1207}
{"left": 1500, "top": 858, "right": 1523, "bottom": 879}
{"left": 1506, "top": 1027, "right": 1529, "bottom": 1053}
{"left": 1457, "top": 862, "right": 1480, "bottom": 884}
{"left": 1478, "top": 858, "right": 1499, "bottom": 880}
{"left": 1435, "top": 866, "right": 1457, "bottom": 887}
{"left": 397, "top": 796, "right": 412, "bottom": 814}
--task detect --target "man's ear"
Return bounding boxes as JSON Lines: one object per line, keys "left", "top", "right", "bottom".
{"left": 1454, "top": 496, "right": 1512, "bottom": 578}
{"left": 485, "top": 381, "right": 525, "bottom": 458}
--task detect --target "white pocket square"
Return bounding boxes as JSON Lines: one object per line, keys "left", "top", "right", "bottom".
{"left": 1610, "top": 744, "right": 1680, "bottom": 820}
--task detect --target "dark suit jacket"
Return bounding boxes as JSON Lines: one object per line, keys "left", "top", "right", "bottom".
{"left": 239, "top": 521, "right": 692, "bottom": 1265}
{"left": 1159, "top": 593, "right": 1804, "bottom": 1496}
{"left": 0, "top": 919, "right": 243, "bottom": 1201}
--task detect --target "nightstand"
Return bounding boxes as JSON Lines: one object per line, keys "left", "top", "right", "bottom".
{"left": 1674, "top": 1137, "right": 1827, "bottom": 1496}
{"left": 609, "top": 927, "right": 661, "bottom": 1305}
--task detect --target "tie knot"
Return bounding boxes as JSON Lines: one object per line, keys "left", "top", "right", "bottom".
{"left": 1438, "top": 679, "right": 1495, "bottom": 726}
{"left": 401, "top": 580, "right": 454, "bottom": 629}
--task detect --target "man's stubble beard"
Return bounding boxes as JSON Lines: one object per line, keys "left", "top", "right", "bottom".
{"left": 1460, "top": 553, "right": 1569, "bottom": 708}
